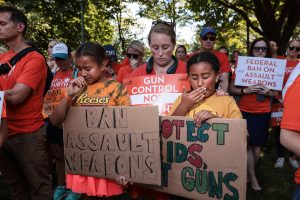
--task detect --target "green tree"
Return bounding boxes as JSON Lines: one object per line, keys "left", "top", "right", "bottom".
{"left": 186, "top": 0, "right": 300, "bottom": 54}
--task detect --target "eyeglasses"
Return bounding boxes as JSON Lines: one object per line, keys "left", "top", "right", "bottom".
{"left": 288, "top": 46, "right": 300, "bottom": 51}
{"left": 253, "top": 46, "right": 268, "bottom": 52}
{"left": 126, "top": 53, "right": 139, "bottom": 59}
{"left": 201, "top": 36, "right": 216, "bottom": 41}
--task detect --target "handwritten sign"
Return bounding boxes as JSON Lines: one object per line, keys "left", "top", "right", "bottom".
{"left": 63, "top": 106, "right": 161, "bottom": 185}
{"left": 235, "top": 56, "right": 286, "bottom": 90}
{"left": 154, "top": 116, "right": 247, "bottom": 200}
{"left": 123, "top": 74, "right": 190, "bottom": 115}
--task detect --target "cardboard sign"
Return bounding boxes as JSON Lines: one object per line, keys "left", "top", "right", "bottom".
{"left": 63, "top": 106, "right": 161, "bottom": 185}
{"left": 155, "top": 116, "right": 247, "bottom": 200}
{"left": 271, "top": 103, "right": 283, "bottom": 126}
{"left": 235, "top": 56, "right": 286, "bottom": 90}
{"left": 123, "top": 74, "right": 190, "bottom": 115}
{"left": 0, "top": 91, "right": 4, "bottom": 124}
{"left": 43, "top": 88, "right": 65, "bottom": 116}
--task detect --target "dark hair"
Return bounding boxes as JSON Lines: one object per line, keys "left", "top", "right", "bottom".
{"left": 218, "top": 46, "right": 228, "bottom": 52}
{"left": 0, "top": 6, "right": 27, "bottom": 35}
{"left": 175, "top": 45, "right": 187, "bottom": 54}
{"left": 187, "top": 52, "right": 220, "bottom": 75}
{"left": 248, "top": 37, "right": 272, "bottom": 58}
{"left": 148, "top": 20, "right": 176, "bottom": 46}
{"left": 230, "top": 49, "right": 241, "bottom": 63}
{"left": 75, "top": 42, "right": 106, "bottom": 65}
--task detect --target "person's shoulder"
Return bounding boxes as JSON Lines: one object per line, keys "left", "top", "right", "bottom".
{"left": 212, "top": 50, "right": 227, "bottom": 59}
{"left": 130, "top": 63, "right": 147, "bottom": 77}
{"left": 176, "top": 60, "right": 187, "bottom": 73}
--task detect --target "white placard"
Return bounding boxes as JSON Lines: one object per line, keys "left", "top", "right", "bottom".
{"left": 235, "top": 56, "right": 286, "bottom": 91}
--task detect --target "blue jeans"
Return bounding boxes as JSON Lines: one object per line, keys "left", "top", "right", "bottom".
{"left": 294, "top": 185, "right": 300, "bottom": 200}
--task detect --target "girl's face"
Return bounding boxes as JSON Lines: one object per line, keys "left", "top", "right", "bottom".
{"left": 76, "top": 56, "right": 107, "bottom": 84}
{"left": 287, "top": 41, "right": 300, "bottom": 58}
{"left": 149, "top": 32, "right": 175, "bottom": 67}
{"left": 176, "top": 47, "right": 186, "bottom": 61}
{"left": 54, "top": 57, "right": 71, "bottom": 71}
{"left": 189, "top": 61, "right": 220, "bottom": 97}
{"left": 252, "top": 40, "right": 268, "bottom": 57}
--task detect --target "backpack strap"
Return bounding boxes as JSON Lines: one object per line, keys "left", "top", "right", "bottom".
{"left": 9, "top": 47, "right": 36, "bottom": 66}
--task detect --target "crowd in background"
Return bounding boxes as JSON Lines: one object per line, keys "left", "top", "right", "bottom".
{"left": 0, "top": 4, "right": 300, "bottom": 200}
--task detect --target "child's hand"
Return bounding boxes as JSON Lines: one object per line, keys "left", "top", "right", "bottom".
{"left": 116, "top": 175, "right": 129, "bottom": 186}
{"left": 194, "top": 110, "right": 217, "bottom": 126}
{"left": 67, "top": 77, "right": 87, "bottom": 98}
{"left": 181, "top": 87, "right": 206, "bottom": 109}
{"left": 215, "top": 89, "right": 229, "bottom": 96}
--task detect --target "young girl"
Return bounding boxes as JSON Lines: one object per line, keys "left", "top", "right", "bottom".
{"left": 169, "top": 52, "right": 242, "bottom": 124}
{"left": 50, "top": 42, "right": 130, "bottom": 199}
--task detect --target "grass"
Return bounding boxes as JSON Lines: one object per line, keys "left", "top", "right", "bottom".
{"left": 0, "top": 130, "right": 297, "bottom": 200}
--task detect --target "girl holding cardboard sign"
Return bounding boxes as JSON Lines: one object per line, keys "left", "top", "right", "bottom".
{"left": 50, "top": 42, "right": 130, "bottom": 199}
{"left": 169, "top": 52, "right": 242, "bottom": 124}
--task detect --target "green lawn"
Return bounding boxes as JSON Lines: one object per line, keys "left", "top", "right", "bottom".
{"left": 0, "top": 131, "right": 297, "bottom": 200}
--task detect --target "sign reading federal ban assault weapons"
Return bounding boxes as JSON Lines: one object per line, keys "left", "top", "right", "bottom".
{"left": 156, "top": 116, "right": 248, "bottom": 200}
{"left": 63, "top": 106, "right": 161, "bottom": 185}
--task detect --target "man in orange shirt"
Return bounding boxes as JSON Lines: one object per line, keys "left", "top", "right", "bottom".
{"left": 0, "top": 6, "right": 52, "bottom": 200}
{"left": 192, "top": 27, "right": 231, "bottom": 92}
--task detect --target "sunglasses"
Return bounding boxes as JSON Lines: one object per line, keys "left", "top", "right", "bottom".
{"left": 202, "top": 36, "right": 216, "bottom": 41}
{"left": 253, "top": 46, "right": 268, "bottom": 52}
{"left": 126, "top": 53, "right": 139, "bottom": 59}
{"left": 288, "top": 46, "right": 300, "bottom": 51}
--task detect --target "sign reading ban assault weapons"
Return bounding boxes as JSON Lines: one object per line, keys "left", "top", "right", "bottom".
{"left": 63, "top": 106, "right": 161, "bottom": 185}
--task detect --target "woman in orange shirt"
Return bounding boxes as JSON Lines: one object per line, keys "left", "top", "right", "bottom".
{"left": 50, "top": 42, "right": 130, "bottom": 199}
{"left": 229, "top": 37, "right": 278, "bottom": 192}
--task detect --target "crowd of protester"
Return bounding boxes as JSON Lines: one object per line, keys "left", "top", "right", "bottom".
{"left": 0, "top": 4, "right": 299, "bottom": 200}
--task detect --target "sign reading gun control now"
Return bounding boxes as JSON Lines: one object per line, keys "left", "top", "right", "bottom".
{"left": 155, "top": 116, "right": 247, "bottom": 200}
{"left": 63, "top": 106, "right": 161, "bottom": 185}
{"left": 123, "top": 74, "right": 190, "bottom": 115}
{"left": 235, "top": 56, "right": 286, "bottom": 90}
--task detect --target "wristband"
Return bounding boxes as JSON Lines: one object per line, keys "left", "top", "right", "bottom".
{"left": 65, "top": 94, "right": 75, "bottom": 105}
{"left": 241, "top": 88, "right": 244, "bottom": 95}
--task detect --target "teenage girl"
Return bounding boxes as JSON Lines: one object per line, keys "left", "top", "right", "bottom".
{"left": 50, "top": 42, "right": 130, "bottom": 199}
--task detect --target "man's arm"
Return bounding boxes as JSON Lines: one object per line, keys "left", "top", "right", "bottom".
{"left": 280, "top": 129, "right": 300, "bottom": 157}
{"left": 5, "top": 83, "right": 32, "bottom": 105}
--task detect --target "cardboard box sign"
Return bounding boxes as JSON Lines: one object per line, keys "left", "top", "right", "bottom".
{"left": 63, "top": 106, "right": 161, "bottom": 186}
{"left": 43, "top": 88, "right": 65, "bottom": 116}
{"left": 155, "top": 116, "right": 248, "bottom": 200}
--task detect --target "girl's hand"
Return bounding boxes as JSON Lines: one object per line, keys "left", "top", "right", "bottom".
{"left": 116, "top": 176, "right": 129, "bottom": 186}
{"left": 215, "top": 89, "right": 229, "bottom": 96}
{"left": 67, "top": 77, "right": 87, "bottom": 98}
{"left": 181, "top": 87, "right": 206, "bottom": 110}
{"left": 194, "top": 110, "right": 217, "bottom": 126}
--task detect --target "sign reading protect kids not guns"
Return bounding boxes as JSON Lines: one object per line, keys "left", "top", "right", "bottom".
{"left": 123, "top": 74, "right": 190, "bottom": 115}
{"left": 63, "top": 106, "right": 161, "bottom": 185}
{"left": 155, "top": 116, "right": 247, "bottom": 200}
{"left": 235, "top": 56, "right": 286, "bottom": 90}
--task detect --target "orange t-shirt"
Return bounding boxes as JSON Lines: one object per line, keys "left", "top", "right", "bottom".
{"left": 43, "top": 69, "right": 74, "bottom": 117}
{"left": 0, "top": 50, "right": 47, "bottom": 135}
{"left": 281, "top": 76, "right": 300, "bottom": 184}
{"left": 66, "top": 80, "right": 130, "bottom": 197}
{"left": 231, "top": 72, "right": 271, "bottom": 113}
{"left": 188, "top": 50, "right": 230, "bottom": 73}
{"left": 112, "top": 57, "right": 130, "bottom": 75}
{"left": 129, "top": 59, "right": 186, "bottom": 77}
{"left": 116, "top": 64, "right": 134, "bottom": 83}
